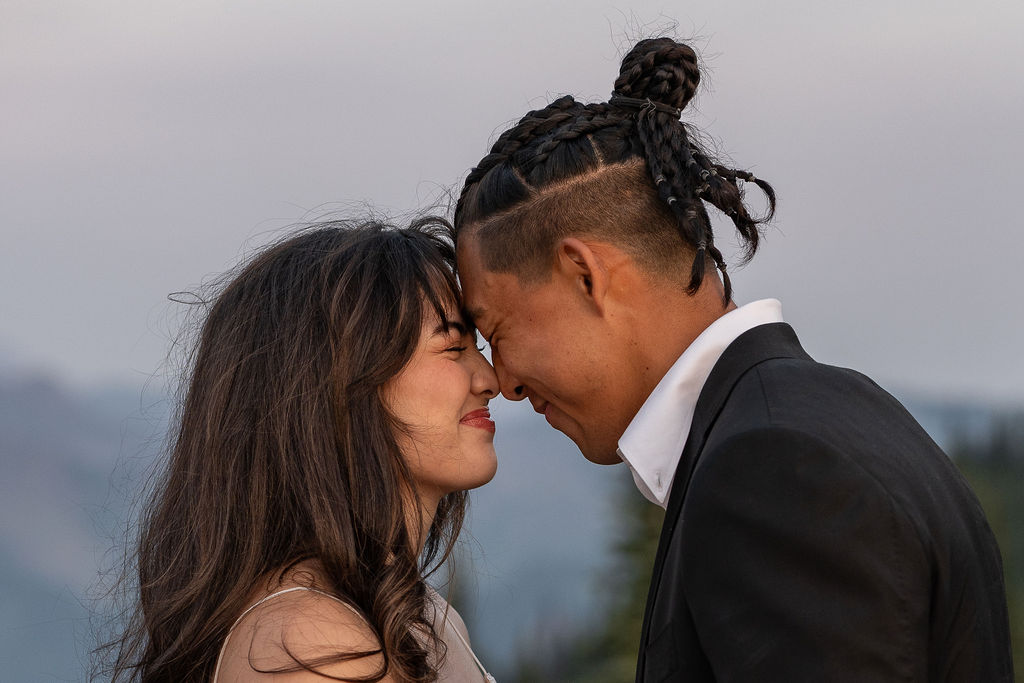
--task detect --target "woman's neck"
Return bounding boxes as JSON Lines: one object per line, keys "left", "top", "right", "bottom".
{"left": 408, "top": 489, "right": 442, "bottom": 556}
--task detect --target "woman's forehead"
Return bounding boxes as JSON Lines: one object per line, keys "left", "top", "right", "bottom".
{"left": 419, "top": 288, "right": 467, "bottom": 332}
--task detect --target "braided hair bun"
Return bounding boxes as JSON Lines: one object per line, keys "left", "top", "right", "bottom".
{"left": 613, "top": 38, "right": 701, "bottom": 115}
{"left": 607, "top": 38, "right": 776, "bottom": 296}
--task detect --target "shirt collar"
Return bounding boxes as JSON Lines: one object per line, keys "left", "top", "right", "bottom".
{"left": 616, "top": 299, "right": 785, "bottom": 507}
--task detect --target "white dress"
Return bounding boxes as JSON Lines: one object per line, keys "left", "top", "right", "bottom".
{"left": 211, "top": 585, "right": 495, "bottom": 682}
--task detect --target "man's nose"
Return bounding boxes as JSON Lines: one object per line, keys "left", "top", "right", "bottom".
{"left": 492, "top": 349, "right": 526, "bottom": 401}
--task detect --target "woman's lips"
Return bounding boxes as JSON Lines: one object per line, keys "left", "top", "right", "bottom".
{"left": 460, "top": 407, "right": 495, "bottom": 433}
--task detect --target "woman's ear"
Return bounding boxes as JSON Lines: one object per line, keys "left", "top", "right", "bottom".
{"left": 555, "top": 237, "right": 608, "bottom": 316}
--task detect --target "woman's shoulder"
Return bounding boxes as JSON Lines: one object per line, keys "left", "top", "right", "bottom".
{"left": 215, "top": 563, "right": 391, "bottom": 682}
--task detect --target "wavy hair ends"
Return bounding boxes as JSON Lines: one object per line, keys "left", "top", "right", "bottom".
{"left": 98, "top": 217, "right": 464, "bottom": 682}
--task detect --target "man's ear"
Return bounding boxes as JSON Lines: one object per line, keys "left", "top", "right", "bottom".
{"left": 555, "top": 237, "right": 608, "bottom": 315}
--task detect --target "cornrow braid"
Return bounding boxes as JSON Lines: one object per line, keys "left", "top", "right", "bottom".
{"left": 455, "top": 96, "right": 585, "bottom": 225}
{"left": 456, "top": 37, "right": 776, "bottom": 304}
{"left": 526, "top": 105, "right": 629, "bottom": 174}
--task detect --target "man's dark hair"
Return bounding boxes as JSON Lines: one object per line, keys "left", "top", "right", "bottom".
{"left": 455, "top": 37, "right": 776, "bottom": 301}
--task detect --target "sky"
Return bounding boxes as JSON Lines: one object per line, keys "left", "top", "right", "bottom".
{"left": 2, "top": 0, "right": 1023, "bottom": 404}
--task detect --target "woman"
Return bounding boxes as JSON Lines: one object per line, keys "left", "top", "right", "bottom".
{"left": 103, "top": 218, "right": 498, "bottom": 682}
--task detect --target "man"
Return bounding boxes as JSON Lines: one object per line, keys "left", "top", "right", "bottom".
{"left": 452, "top": 37, "right": 1013, "bottom": 681}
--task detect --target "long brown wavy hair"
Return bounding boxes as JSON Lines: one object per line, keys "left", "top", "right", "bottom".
{"left": 98, "top": 217, "right": 466, "bottom": 682}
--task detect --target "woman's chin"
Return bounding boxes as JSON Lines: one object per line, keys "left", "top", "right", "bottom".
{"left": 463, "top": 448, "right": 499, "bottom": 491}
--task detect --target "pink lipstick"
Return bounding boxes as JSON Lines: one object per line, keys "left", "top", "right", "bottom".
{"left": 460, "top": 407, "right": 496, "bottom": 433}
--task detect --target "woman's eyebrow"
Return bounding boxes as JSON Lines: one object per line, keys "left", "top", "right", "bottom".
{"left": 434, "top": 320, "right": 468, "bottom": 336}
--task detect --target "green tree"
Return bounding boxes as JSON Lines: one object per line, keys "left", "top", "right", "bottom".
{"left": 950, "top": 414, "right": 1024, "bottom": 674}
{"left": 511, "top": 469, "right": 663, "bottom": 682}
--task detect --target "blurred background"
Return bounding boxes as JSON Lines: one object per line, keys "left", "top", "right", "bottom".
{"left": 1, "top": 1, "right": 1021, "bottom": 680}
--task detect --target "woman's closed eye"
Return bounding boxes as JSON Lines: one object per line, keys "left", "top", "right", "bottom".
{"left": 437, "top": 318, "right": 489, "bottom": 356}
{"left": 447, "top": 335, "right": 486, "bottom": 355}
{"left": 443, "top": 330, "right": 482, "bottom": 356}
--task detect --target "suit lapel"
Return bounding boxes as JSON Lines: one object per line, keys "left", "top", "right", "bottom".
{"left": 635, "top": 323, "right": 811, "bottom": 679}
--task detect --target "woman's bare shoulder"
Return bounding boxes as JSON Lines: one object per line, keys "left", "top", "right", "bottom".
{"left": 216, "top": 568, "right": 392, "bottom": 682}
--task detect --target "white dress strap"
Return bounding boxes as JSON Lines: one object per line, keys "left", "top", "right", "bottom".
{"left": 211, "top": 586, "right": 363, "bottom": 683}
{"left": 444, "top": 618, "right": 497, "bottom": 682}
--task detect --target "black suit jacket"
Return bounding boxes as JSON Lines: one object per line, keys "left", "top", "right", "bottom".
{"left": 636, "top": 323, "right": 1013, "bottom": 682}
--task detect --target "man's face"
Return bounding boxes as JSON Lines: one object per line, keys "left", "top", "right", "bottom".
{"left": 457, "top": 237, "right": 627, "bottom": 464}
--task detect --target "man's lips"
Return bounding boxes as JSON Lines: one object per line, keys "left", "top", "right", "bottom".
{"left": 531, "top": 400, "right": 559, "bottom": 426}
{"left": 460, "top": 407, "right": 496, "bottom": 432}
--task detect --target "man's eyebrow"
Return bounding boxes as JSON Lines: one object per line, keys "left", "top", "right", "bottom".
{"left": 463, "top": 306, "right": 485, "bottom": 328}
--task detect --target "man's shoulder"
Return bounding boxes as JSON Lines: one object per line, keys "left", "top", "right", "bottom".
{"left": 717, "top": 354, "right": 901, "bottom": 432}
{"left": 707, "top": 355, "right": 953, "bottom": 487}
{"left": 702, "top": 353, "right": 972, "bottom": 524}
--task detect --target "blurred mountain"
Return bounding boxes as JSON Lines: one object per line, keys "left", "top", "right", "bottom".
{"left": 0, "top": 369, "right": 162, "bottom": 680}
{"left": 0, "top": 364, "right": 1016, "bottom": 680}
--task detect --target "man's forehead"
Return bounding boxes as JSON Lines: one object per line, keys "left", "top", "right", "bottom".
{"left": 457, "top": 254, "right": 497, "bottom": 313}
{"left": 460, "top": 273, "right": 515, "bottom": 334}
{"left": 456, "top": 238, "right": 532, "bottom": 326}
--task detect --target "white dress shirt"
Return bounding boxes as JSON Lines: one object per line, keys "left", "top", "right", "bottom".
{"left": 616, "top": 299, "right": 785, "bottom": 507}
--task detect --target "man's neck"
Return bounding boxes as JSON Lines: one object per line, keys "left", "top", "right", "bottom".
{"left": 625, "top": 277, "right": 736, "bottom": 406}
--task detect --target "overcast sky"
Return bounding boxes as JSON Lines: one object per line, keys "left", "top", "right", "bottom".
{"left": 2, "top": 1, "right": 1022, "bottom": 404}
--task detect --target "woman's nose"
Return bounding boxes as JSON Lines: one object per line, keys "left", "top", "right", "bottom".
{"left": 471, "top": 347, "right": 499, "bottom": 398}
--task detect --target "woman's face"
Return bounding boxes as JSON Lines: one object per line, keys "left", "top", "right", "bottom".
{"left": 385, "top": 305, "right": 499, "bottom": 503}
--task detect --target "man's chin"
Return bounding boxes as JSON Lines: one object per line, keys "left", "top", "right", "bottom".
{"left": 574, "top": 439, "right": 623, "bottom": 466}
{"left": 547, "top": 414, "right": 622, "bottom": 465}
